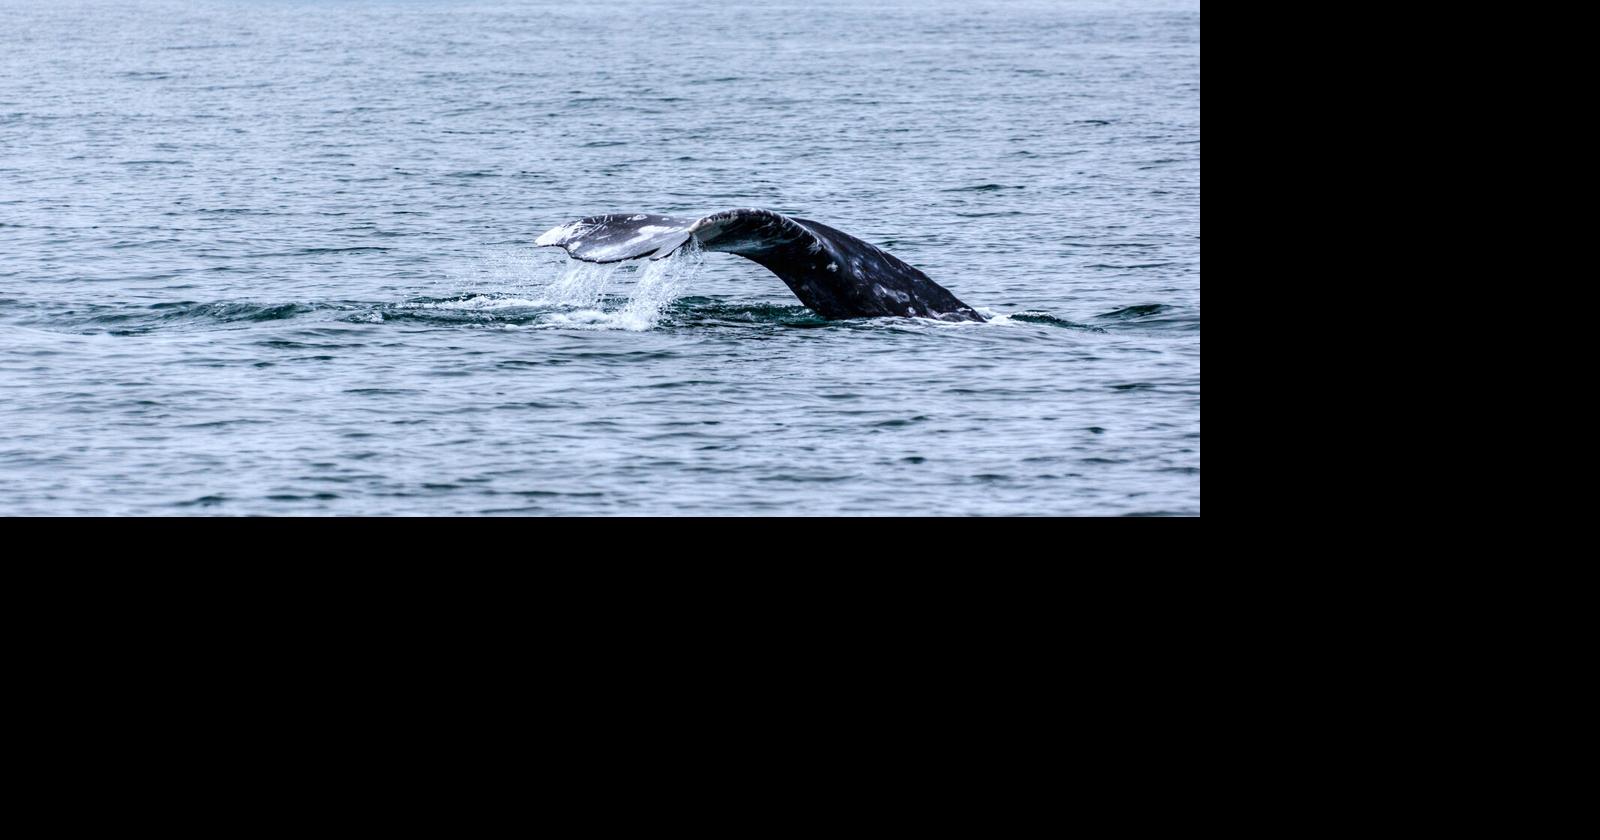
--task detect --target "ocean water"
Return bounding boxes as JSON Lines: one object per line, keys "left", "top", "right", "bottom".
{"left": 0, "top": 0, "right": 1200, "bottom": 516}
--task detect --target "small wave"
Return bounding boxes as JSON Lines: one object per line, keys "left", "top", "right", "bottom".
{"left": 1006, "top": 311, "right": 1107, "bottom": 332}
{"left": 1090, "top": 303, "right": 1199, "bottom": 332}
{"left": 405, "top": 294, "right": 557, "bottom": 311}
{"left": 664, "top": 298, "right": 829, "bottom": 328}
{"left": 943, "top": 184, "right": 1026, "bottom": 192}
{"left": 19, "top": 300, "right": 334, "bottom": 334}
{"left": 156, "top": 301, "right": 321, "bottom": 323}
{"left": 1095, "top": 304, "right": 1170, "bottom": 320}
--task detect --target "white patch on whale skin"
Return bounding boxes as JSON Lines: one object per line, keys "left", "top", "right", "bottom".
{"left": 579, "top": 224, "right": 686, "bottom": 260}
{"left": 874, "top": 284, "right": 910, "bottom": 304}
{"left": 628, "top": 214, "right": 649, "bottom": 221}
{"left": 613, "top": 225, "right": 676, "bottom": 250}
{"left": 536, "top": 221, "right": 589, "bottom": 246}
{"left": 687, "top": 217, "right": 730, "bottom": 241}
{"left": 826, "top": 262, "right": 838, "bottom": 272}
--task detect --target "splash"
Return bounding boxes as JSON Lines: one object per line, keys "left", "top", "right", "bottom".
{"left": 470, "top": 248, "right": 621, "bottom": 307}
{"left": 544, "top": 261, "right": 618, "bottom": 309}
{"left": 613, "top": 240, "right": 704, "bottom": 330}
{"left": 448, "top": 243, "right": 706, "bottom": 331}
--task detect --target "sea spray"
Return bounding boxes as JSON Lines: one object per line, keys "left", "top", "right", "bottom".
{"left": 446, "top": 243, "right": 705, "bottom": 330}
{"left": 545, "top": 260, "right": 619, "bottom": 309}
{"left": 464, "top": 248, "right": 621, "bottom": 308}
{"left": 614, "top": 241, "right": 705, "bottom": 331}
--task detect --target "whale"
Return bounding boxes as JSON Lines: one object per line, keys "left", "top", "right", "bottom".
{"left": 535, "top": 208, "right": 985, "bottom": 322}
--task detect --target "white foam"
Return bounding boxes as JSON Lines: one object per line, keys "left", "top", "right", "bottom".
{"left": 975, "top": 307, "right": 1012, "bottom": 324}
{"left": 543, "top": 309, "right": 623, "bottom": 328}
{"left": 415, "top": 295, "right": 553, "bottom": 311}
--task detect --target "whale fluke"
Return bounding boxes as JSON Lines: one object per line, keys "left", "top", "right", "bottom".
{"left": 535, "top": 208, "right": 985, "bottom": 322}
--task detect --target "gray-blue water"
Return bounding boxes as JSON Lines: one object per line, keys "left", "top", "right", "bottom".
{"left": 1, "top": 0, "right": 1200, "bottom": 516}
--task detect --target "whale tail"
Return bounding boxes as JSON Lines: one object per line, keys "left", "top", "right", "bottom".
{"left": 535, "top": 208, "right": 984, "bottom": 322}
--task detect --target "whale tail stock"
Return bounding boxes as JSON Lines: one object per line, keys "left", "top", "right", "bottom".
{"left": 535, "top": 208, "right": 985, "bottom": 322}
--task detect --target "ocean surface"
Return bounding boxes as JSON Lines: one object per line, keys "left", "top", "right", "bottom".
{"left": 0, "top": 0, "right": 1200, "bottom": 516}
